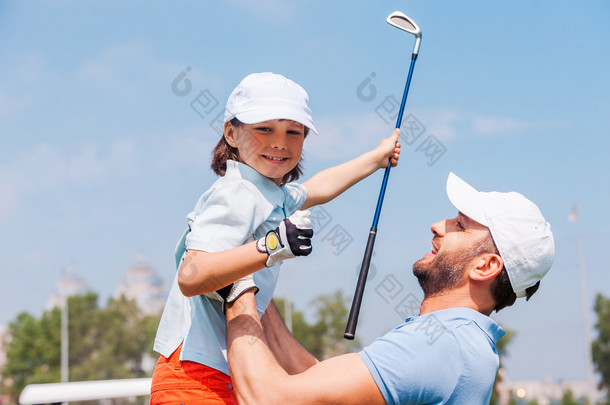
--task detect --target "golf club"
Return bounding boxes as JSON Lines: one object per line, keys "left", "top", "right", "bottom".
{"left": 344, "top": 11, "right": 422, "bottom": 340}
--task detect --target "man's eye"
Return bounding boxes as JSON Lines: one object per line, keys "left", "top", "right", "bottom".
{"left": 456, "top": 221, "right": 465, "bottom": 230}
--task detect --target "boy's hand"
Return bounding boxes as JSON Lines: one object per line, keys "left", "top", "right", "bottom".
{"left": 206, "top": 274, "right": 258, "bottom": 312}
{"left": 376, "top": 128, "right": 401, "bottom": 169}
{"left": 257, "top": 210, "right": 314, "bottom": 267}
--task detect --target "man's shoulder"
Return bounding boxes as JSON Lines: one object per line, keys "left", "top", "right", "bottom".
{"left": 369, "top": 307, "right": 502, "bottom": 357}
{"left": 425, "top": 307, "right": 505, "bottom": 344}
{"left": 359, "top": 308, "right": 501, "bottom": 404}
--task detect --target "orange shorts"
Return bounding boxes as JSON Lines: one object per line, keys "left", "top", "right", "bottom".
{"left": 150, "top": 344, "right": 237, "bottom": 405}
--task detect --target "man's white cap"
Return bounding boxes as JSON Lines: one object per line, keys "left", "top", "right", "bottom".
{"left": 224, "top": 72, "right": 317, "bottom": 134}
{"left": 446, "top": 172, "right": 555, "bottom": 298}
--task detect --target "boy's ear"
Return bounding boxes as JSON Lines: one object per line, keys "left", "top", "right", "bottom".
{"left": 469, "top": 253, "right": 503, "bottom": 281}
{"left": 224, "top": 122, "right": 238, "bottom": 147}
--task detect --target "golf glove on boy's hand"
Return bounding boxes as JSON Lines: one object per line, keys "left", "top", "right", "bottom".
{"left": 204, "top": 234, "right": 259, "bottom": 309}
{"left": 257, "top": 210, "right": 314, "bottom": 267}
{"left": 204, "top": 211, "right": 313, "bottom": 309}
{"left": 206, "top": 274, "right": 259, "bottom": 312}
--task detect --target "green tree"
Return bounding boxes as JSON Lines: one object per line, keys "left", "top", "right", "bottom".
{"left": 559, "top": 388, "right": 579, "bottom": 405}
{"left": 490, "top": 328, "right": 515, "bottom": 405}
{"left": 1, "top": 292, "right": 160, "bottom": 402}
{"left": 309, "top": 290, "right": 361, "bottom": 359}
{"left": 274, "top": 290, "right": 361, "bottom": 360}
{"left": 506, "top": 390, "right": 518, "bottom": 405}
{"left": 592, "top": 293, "right": 610, "bottom": 393}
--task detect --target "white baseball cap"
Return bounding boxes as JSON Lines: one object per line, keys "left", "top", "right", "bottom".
{"left": 446, "top": 172, "right": 555, "bottom": 298}
{"left": 223, "top": 72, "right": 317, "bottom": 134}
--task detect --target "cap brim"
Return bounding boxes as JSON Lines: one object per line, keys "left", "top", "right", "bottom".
{"left": 234, "top": 110, "right": 318, "bottom": 135}
{"left": 446, "top": 172, "right": 489, "bottom": 227}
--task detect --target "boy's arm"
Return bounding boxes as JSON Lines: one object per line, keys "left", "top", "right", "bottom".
{"left": 226, "top": 291, "right": 385, "bottom": 405}
{"left": 178, "top": 242, "right": 266, "bottom": 297}
{"left": 179, "top": 213, "right": 313, "bottom": 297}
{"left": 301, "top": 129, "right": 400, "bottom": 209}
{"left": 261, "top": 300, "right": 319, "bottom": 374}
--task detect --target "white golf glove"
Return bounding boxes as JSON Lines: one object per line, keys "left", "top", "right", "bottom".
{"left": 205, "top": 274, "right": 258, "bottom": 312}
{"left": 204, "top": 235, "right": 259, "bottom": 311}
{"left": 256, "top": 210, "right": 314, "bottom": 267}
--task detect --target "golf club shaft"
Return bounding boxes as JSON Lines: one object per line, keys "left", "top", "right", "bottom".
{"left": 344, "top": 53, "right": 418, "bottom": 340}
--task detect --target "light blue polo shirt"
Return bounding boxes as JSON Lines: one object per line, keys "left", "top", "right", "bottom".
{"left": 359, "top": 307, "right": 505, "bottom": 405}
{"left": 153, "top": 160, "right": 307, "bottom": 375}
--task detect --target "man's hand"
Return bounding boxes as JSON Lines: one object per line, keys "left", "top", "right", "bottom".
{"left": 257, "top": 210, "right": 314, "bottom": 267}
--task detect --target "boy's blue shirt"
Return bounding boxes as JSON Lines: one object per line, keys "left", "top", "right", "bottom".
{"left": 154, "top": 160, "right": 307, "bottom": 375}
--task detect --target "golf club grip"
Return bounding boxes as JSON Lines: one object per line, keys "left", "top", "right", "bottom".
{"left": 344, "top": 227, "right": 377, "bottom": 340}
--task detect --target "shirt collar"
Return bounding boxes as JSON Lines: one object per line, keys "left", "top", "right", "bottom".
{"left": 225, "top": 160, "right": 285, "bottom": 207}
{"left": 409, "top": 307, "right": 506, "bottom": 344}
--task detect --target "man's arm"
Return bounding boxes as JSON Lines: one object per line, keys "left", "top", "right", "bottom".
{"left": 226, "top": 291, "right": 385, "bottom": 405}
{"left": 260, "top": 300, "right": 318, "bottom": 374}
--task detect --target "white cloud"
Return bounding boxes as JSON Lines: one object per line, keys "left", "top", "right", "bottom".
{"left": 0, "top": 91, "right": 30, "bottom": 121}
{"left": 472, "top": 115, "right": 528, "bottom": 135}
{"left": 75, "top": 40, "right": 224, "bottom": 93}
{"left": 409, "top": 108, "right": 565, "bottom": 139}
{"left": 306, "top": 111, "right": 391, "bottom": 161}
{"left": 155, "top": 125, "right": 219, "bottom": 171}
{"left": 225, "top": 0, "right": 306, "bottom": 22}
{"left": 0, "top": 179, "right": 18, "bottom": 221}
{"left": 412, "top": 108, "right": 464, "bottom": 141}
{"left": 0, "top": 126, "right": 222, "bottom": 221}
{"left": 77, "top": 41, "right": 150, "bottom": 85}
{"left": 0, "top": 139, "right": 140, "bottom": 220}
{"left": 14, "top": 51, "right": 47, "bottom": 84}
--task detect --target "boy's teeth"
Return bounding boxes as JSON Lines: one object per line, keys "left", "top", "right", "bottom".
{"left": 265, "top": 155, "right": 286, "bottom": 161}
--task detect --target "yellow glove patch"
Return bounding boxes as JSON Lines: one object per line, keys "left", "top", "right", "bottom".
{"left": 267, "top": 233, "right": 278, "bottom": 250}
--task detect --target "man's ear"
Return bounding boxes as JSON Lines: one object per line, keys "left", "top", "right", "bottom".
{"left": 469, "top": 253, "right": 503, "bottom": 281}
{"left": 224, "top": 122, "right": 238, "bottom": 147}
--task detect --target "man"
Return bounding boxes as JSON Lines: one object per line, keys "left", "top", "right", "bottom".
{"left": 224, "top": 172, "right": 555, "bottom": 404}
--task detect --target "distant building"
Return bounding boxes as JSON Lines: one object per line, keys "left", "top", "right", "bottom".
{"left": 47, "top": 268, "right": 88, "bottom": 310}
{"left": 116, "top": 253, "right": 166, "bottom": 316}
{"left": 496, "top": 372, "right": 607, "bottom": 404}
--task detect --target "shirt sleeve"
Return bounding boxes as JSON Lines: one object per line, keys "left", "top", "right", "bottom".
{"left": 359, "top": 322, "right": 461, "bottom": 405}
{"left": 186, "top": 180, "right": 273, "bottom": 253}
{"left": 282, "top": 182, "right": 308, "bottom": 216}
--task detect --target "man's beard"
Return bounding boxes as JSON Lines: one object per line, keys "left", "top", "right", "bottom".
{"left": 413, "top": 248, "right": 481, "bottom": 297}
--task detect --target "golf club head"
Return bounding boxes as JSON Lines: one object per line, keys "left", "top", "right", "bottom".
{"left": 386, "top": 11, "right": 422, "bottom": 55}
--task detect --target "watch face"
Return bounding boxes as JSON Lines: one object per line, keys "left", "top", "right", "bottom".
{"left": 267, "top": 233, "right": 279, "bottom": 250}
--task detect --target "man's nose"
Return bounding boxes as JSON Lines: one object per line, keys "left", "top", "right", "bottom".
{"left": 430, "top": 220, "right": 446, "bottom": 237}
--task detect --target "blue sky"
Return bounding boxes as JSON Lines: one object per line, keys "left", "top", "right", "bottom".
{"left": 1, "top": 0, "right": 609, "bottom": 384}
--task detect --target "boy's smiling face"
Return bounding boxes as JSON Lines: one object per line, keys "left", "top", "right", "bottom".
{"left": 224, "top": 119, "right": 305, "bottom": 186}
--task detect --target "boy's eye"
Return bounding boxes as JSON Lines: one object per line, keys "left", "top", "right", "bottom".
{"left": 287, "top": 130, "right": 303, "bottom": 135}
{"left": 255, "top": 126, "right": 272, "bottom": 132}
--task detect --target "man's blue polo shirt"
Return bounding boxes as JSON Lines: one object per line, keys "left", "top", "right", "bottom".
{"left": 360, "top": 307, "right": 505, "bottom": 404}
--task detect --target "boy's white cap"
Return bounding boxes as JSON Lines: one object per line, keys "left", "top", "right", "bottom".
{"left": 224, "top": 72, "right": 317, "bottom": 134}
{"left": 446, "top": 172, "right": 554, "bottom": 298}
